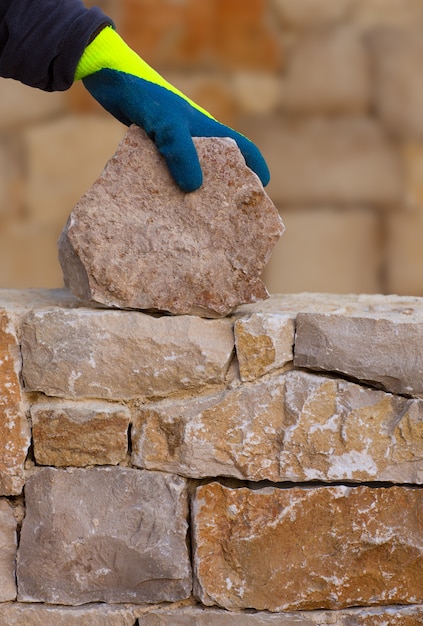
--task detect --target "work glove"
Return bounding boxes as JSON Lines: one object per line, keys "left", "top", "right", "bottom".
{"left": 75, "top": 26, "right": 270, "bottom": 192}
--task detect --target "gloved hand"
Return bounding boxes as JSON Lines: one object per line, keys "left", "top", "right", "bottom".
{"left": 75, "top": 26, "right": 270, "bottom": 192}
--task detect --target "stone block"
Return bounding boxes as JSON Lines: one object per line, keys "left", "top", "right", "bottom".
{"left": 0, "top": 222, "right": 64, "bottom": 289}
{"left": 133, "top": 369, "right": 423, "bottom": 484}
{"left": 232, "top": 72, "right": 280, "bottom": 116}
{"left": 17, "top": 467, "right": 191, "bottom": 605}
{"left": 21, "top": 307, "right": 234, "bottom": 400}
{"left": 0, "top": 78, "right": 65, "bottom": 130}
{"left": 294, "top": 305, "right": 423, "bottom": 397}
{"left": 279, "top": 27, "right": 370, "bottom": 114}
{"left": 351, "top": 0, "right": 423, "bottom": 32}
{"left": 23, "top": 115, "right": 125, "bottom": 228}
{"left": 239, "top": 117, "right": 403, "bottom": 207}
{"left": 120, "top": 0, "right": 281, "bottom": 71}
{"left": 274, "top": 0, "right": 352, "bottom": 28}
{"left": 58, "top": 126, "right": 284, "bottom": 317}
{"left": 234, "top": 312, "right": 294, "bottom": 381}
{"left": 0, "top": 602, "right": 142, "bottom": 625}
{"left": 31, "top": 401, "right": 131, "bottom": 466}
{"left": 132, "top": 373, "right": 286, "bottom": 481}
{"left": 0, "top": 132, "right": 24, "bottom": 219}
{"left": 0, "top": 310, "right": 31, "bottom": 495}
{"left": 386, "top": 142, "right": 423, "bottom": 296}
{"left": 369, "top": 29, "right": 423, "bottom": 138}
{"left": 193, "top": 482, "right": 423, "bottom": 611}
{"left": 0, "top": 500, "right": 17, "bottom": 601}
{"left": 138, "top": 605, "right": 423, "bottom": 625}
{"left": 261, "top": 207, "right": 381, "bottom": 295}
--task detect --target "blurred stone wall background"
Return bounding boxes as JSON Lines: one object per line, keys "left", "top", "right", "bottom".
{"left": 1, "top": 0, "right": 423, "bottom": 296}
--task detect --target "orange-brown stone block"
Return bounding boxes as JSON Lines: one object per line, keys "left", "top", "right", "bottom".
{"left": 193, "top": 482, "right": 423, "bottom": 611}
{"left": 120, "top": 0, "right": 281, "bottom": 71}
{"left": 0, "top": 312, "right": 30, "bottom": 495}
{"left": 31, "top": 401, "right": 131, "bottom": 467}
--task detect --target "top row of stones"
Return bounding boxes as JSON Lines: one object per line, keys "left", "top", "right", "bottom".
{"left": 3, "top": 289, "right": 423, "bottom": 400}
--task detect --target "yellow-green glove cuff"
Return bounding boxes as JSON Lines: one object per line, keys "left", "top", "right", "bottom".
{"left": 75, "top": 26, "right": 213, "bottom": 119}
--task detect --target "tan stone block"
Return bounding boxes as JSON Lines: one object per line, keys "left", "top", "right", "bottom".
{"left": 282, "top": 371, "right": 423, "bottom": 484}
{"left": 0, "top": 500, "right": 17, "bottom": 601}
{"left": 21, "top": 307, "right": 234, "bottom": 400}
{"left": 234, "top": 312, "right": 294, "bottom": 381}
{"left": 132, "top": 374, "right": 286, "bottom": 481}
{"left": 0, "top": 222, "right": 64, "bottom": 289}
{"left": 279, "top": 27, "right": 370, "bottom": 114}
{"left": 0, "top": 79, "right": 65, "bottom": 130}
{"left": 294, "top": 304, "right": 423, "bottom": 397}
{"left": 31, "top": 401, "right": 130, "bottom": 467}
{"left": 137, "top": 605, "right": 423, "bottom": 625}
{"left": 239, "top": 117, "right": 403, "bottom": 206}
{"left": 369, "top": 29, "right": 423, "bottom": 138}
{"left": 262, "top": 207, "right": 381, "bottom": 295}
{"left": 274, "top": 0, "right": 352, "bottom": 28}
{"left": 0, "top": 133, "right": 24, "bottom": 219}
{"left": 23, "top": 115, "right": 126, "bottom": 228}
{"left": 351, "top": 0, "right": 423, "bottom": 32}
{"left": 193, "top": 483, "right": 423, "bottom": 611}
{"left": 232, "top": 73, "right": 280, "bottom": 115}
{"left": 386, "top": 142, "right": 423, "bottom": 296}
{"left": 0, "top": 311, "right": 30, "bottom": 495}
{"left": 133, "top": 369, "right": 423, "bottom": 484}
{"left": 0, "top": 602, "right": 144, "bottom": 625}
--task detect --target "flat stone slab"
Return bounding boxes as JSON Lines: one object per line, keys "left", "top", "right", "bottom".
{"left": 132, "top": 369, "right": 423, "bottom": 483}
{"left": 17, "top": 467, "right": 191, "bottom": 605}
{"left": 0, "top": 602, "right": 143, "bottom": 626}
{"left": 21, "top": 307, "right": 234, "bottom": 400}
{"left": 294, "top": 303, "right": 423, "bottom": 396}
{"left": 193, "top": 482, "right": 423, "bottom": 611}
{"left": 138, "top": 604, "right": 423, "bottom": 625}
{"left": 58, "top": 126, "right": 284, "bottom": 317}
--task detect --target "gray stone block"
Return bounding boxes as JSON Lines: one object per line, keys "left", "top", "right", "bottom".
{"left": 17, "top": 467, "right": 191, "bottom": 605}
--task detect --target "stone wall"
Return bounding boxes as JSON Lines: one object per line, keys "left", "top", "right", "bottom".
{"left": 3, "top": 0, "right": 423, "bottom": 295}
{"left": 2, "top": 288, "right": 423, "bottom": 623}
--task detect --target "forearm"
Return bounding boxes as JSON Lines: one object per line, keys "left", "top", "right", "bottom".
{"left": 0, "top": 0, "right": 112, "bottom": 91}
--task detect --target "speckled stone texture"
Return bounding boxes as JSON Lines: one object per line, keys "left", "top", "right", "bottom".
{"left": 193, "top": 482, "right": 423, "bottom": 611}
{"left": 58, "top": 126, "right": 284, "bottom": 317}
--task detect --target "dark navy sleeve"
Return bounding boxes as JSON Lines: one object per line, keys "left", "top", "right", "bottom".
{"left": 0, "top": 0, "right": 113, "bottom": 91}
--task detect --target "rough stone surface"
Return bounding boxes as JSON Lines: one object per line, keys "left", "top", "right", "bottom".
{"left": 0, "top": 311, "right": 31, "bottom": 495}
{"left": 294, "top": 308, "right": 423, "bottom": 397}
{"left": 193, "top": 483, "right": 423, "bottom": 611}
{"left": 17, "top": 467, "right": 191, "bottom": 605}
{"left": 58, "top": 125, "right": 284, "bottom": 317}
{"left": 0, "top": 602, "right": 141, "bottom": 626}
{"left": 234, "top": 312, "right": 294, "bottom": 381}
{"left": 132, "top": 369, "right": 423, "bottom": 483}
{"left": 132, "top": 373, "right": 286, "bottom": 480}
{"left": 138, "top": 605, "right": 423, "bottom": 625}
{"left": 31, "top": 401, "right": 130, "bottom": 466}
{"left": 21, "top": 307, "right": 234, "bottom": 399}
{"left": 0, "top": 500, "right": 17, "bottom": 601}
